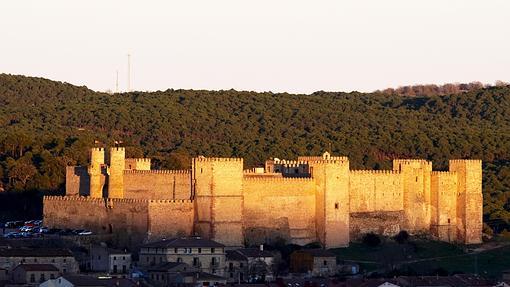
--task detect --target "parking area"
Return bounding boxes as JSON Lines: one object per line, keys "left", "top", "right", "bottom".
{"left": 1, "top": 220, "right": 93, "bottom": 239}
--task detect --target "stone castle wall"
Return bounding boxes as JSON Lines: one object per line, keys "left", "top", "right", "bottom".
{"left": 243, "top": 177, "right": 317, "bottom": 245}
{"left": 349, "top": 170, "right": 403, "bottom": 212}
{"left": 43, "top": 196, "right": 195, "bottom": 246}
{"left": 124, "top": 170, "right": 191, "bottom": 200}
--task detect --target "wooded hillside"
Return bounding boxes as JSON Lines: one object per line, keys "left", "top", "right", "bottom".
{"left": 0, "top": 73, "right": 508, "bottom": 233}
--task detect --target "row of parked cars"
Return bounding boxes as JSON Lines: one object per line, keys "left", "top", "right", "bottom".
{"left": 2, "top": 219, "right": 92, "bottom": 238}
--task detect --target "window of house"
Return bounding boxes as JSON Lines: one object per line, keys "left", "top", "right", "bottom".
{"left": 63, "top": 259, "right": 66, "bottom": 263}
{"left": 229, "top": 263, "right": 233, "bottom": 270}
{"left": 324, "top": 260, "right": 327, "bottom": 266}
{"left": 174, "top": 248, "right": 178, "bottom": 253}
{"left": 52, "top": 259, "right": 55, "bottom": 263}
{"left": 114, "top": 256, "right": 117, "bottom": 260}
{"left": 34, "top": 258, "right": 37, "bottom": 262}
{"left": 177, "top": 257, "right": 182, "bottom": 263}
{"left": 50, "top": 274, "right": 55, "bottom": 279}
{"left": 30, "top": 274, "right": 35, "bottom": 283}
{"left": 193, "top": 257, "right": 199, "bottom": 266}
{"left": 123, "top": 256, "right": 125, "bottom": 260}
{"left": 335, "top": 203, "right": 339, "bottom": 209}
{"left": 198, "top": 248, "right": 202, "bottom": 254}
{"left": 40, "top": 273, "right": 45, "bottom": 282}
{"left": 211, "top": 248, "right": 215, "bottom": 253}
{"left": 240, "top": 263, "right": 244, "bottom": 268}
{"left": 230, "top": 273, "right": 233, "bottom": 278}
{"left": 63, "top": 269, "right": 66, "bottom": 273}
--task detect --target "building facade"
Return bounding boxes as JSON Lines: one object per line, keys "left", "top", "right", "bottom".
{"left": 138, "top": 237, "right": 226, "bottom": 276}
{"left": 43, "top": 148, "right": 483, "bottom": 248}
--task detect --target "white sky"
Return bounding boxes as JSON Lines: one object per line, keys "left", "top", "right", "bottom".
{"left": 1, "top": 0, "right": 509, "bottom": 94}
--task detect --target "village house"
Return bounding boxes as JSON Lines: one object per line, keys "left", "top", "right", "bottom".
{"left": 139, "top": 237, "right": 226, "bottom": 276}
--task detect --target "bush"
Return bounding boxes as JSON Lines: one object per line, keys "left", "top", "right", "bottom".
{"left": 394, "top": 230, "right": 410, "bottom": 244}
{"left": 362, "top": 232, "right": 381, "bottom": 247}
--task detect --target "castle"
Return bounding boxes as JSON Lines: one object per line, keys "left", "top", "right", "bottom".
{"left": 43, "top": 147, "right": 483, "bottom": 248}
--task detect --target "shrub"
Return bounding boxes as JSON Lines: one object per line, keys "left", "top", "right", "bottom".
{"left": 362, "top": 232, "right": 381, "bottom": 247}
{"left": 394, "top": 230, "right": 410, "bottom": 244}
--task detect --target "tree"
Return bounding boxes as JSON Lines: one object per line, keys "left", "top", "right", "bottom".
{"left": 362, "top": 233, "right": 381, "bottom": 247}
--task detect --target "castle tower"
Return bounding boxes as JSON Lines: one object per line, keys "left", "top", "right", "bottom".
{"left": 310, "top": 158, "right": 350, "bottom": 248}
{"left": 192, "top": 157, "right": 244, "bottom": 247}
{"left": 88, "top": 148, "right": 105, "bottom": 198}
{"left": 108, "top": 147, "right": 125, "bottom": 199}
{"left": 449, "top": 160, "right": 483, "bottom": 244}
{"left": 393, "top": 159, "right": 432, "bottom": 233}
{"left": 430, "top": 172, "right": 458, "bottom": 242}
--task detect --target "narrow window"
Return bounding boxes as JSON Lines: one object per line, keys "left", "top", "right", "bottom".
{"left": 415, "top": 176, "right": 418, "bottom": 182}
{"left": 211, "top": 248, "right": 215, "bottom": 253}
{"left": 334, "top": 203, "right": 339, "bottom": 209}
{"left": 324, "top": 260, "right": 327, "bottom": 266}
{"left": 198, "top": 248, "right": 202, "bottom": 254}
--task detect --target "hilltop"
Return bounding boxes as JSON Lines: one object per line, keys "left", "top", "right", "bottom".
{"left": 0, "top": 73, "right": 509, "bottom": 233}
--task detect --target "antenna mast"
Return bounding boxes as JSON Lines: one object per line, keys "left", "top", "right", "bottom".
{"left": 127, "top": 53, "right": 131, "bottom": 92}
{"left": 115, "top": 70, "right": 119, "bottom": 93}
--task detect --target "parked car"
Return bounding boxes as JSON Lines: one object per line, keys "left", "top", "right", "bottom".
{"left": 5, "top": 221, "right": 24, "bottom": 228}
{"left": 19, "top": 226, "right": 34, "bottom": 232}
{"left": 34, "top": 227, "right": 49, "bottom": 234}
{"left": 78, "top": 230, "right": 93, "bottom": 236}
{"left": 33, "top": 220, "right": 43, "bottom": 226}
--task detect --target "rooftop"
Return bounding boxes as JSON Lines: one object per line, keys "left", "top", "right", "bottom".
{"left": 61, "top": 275, "right": 138, "bottom": 287}
{"left": 13, "top": 264, "right": 59, "bottom": 272}
{"left": 142, "top": 237, "right": 225, "bottom": 248}
{"left": 227, "top": 248, "right": 274, "bottom": 261}
{"left": 294, "top": 249, "right": 336, "bottom": 258}
{"left": 0, "top": 248, "right": 74, "bottom": 258}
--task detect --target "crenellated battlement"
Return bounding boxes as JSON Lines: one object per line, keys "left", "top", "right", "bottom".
{"left": 194, "top": 157, "right": 243, "bottom": 162}
{"left": 308, "top": 159, "right": 349, "bottom": 164}
{"left": 126, "top": 158, "right": 151, "bottom": 163}
{"left": 243, "top": 176, "right": 313, "bottom": 182}
{"left": 350, "top": 170, "right": 401, "bottom": 175}
{"left": 91, "top": 147, "right": 105, "bottom": 152}
{"left": 111, "top": 147, "right": 125, "bottom": 151}
{"left": 449, "top": 159, "right": 482, "bottom": 164}
{"left": 124, "top": 169, "right": 190, "bottom": 174}
{"left": 431, "top": 171, "right": 457, "bottom": 175}
{"left": 298, "top": 156, "right": 349, "bottom": 162}
{"left": 44, "top": 195, "right": 105, "bottom": 205}
{"left": 149, "top": 199, "right": 193, "bottom": 204}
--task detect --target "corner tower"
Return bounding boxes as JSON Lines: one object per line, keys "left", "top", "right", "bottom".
{"left": 88, "top": 148, "right": 105, "bottom": 198}
{"left": 108, "top": 147, "right": 125, "bottom": 198}
{"left": 192, "top": 157, "right": 244, "bottom": 247}
{"left": 449, "top": 159, "right": 483, "bottom": 244}
{"left": 310, "top": 157, "right": 350, "bottom": 248}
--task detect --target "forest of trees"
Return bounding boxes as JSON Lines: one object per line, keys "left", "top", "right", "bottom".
{"left": 0, "top": 73, "right": 509, "bottom": 234}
